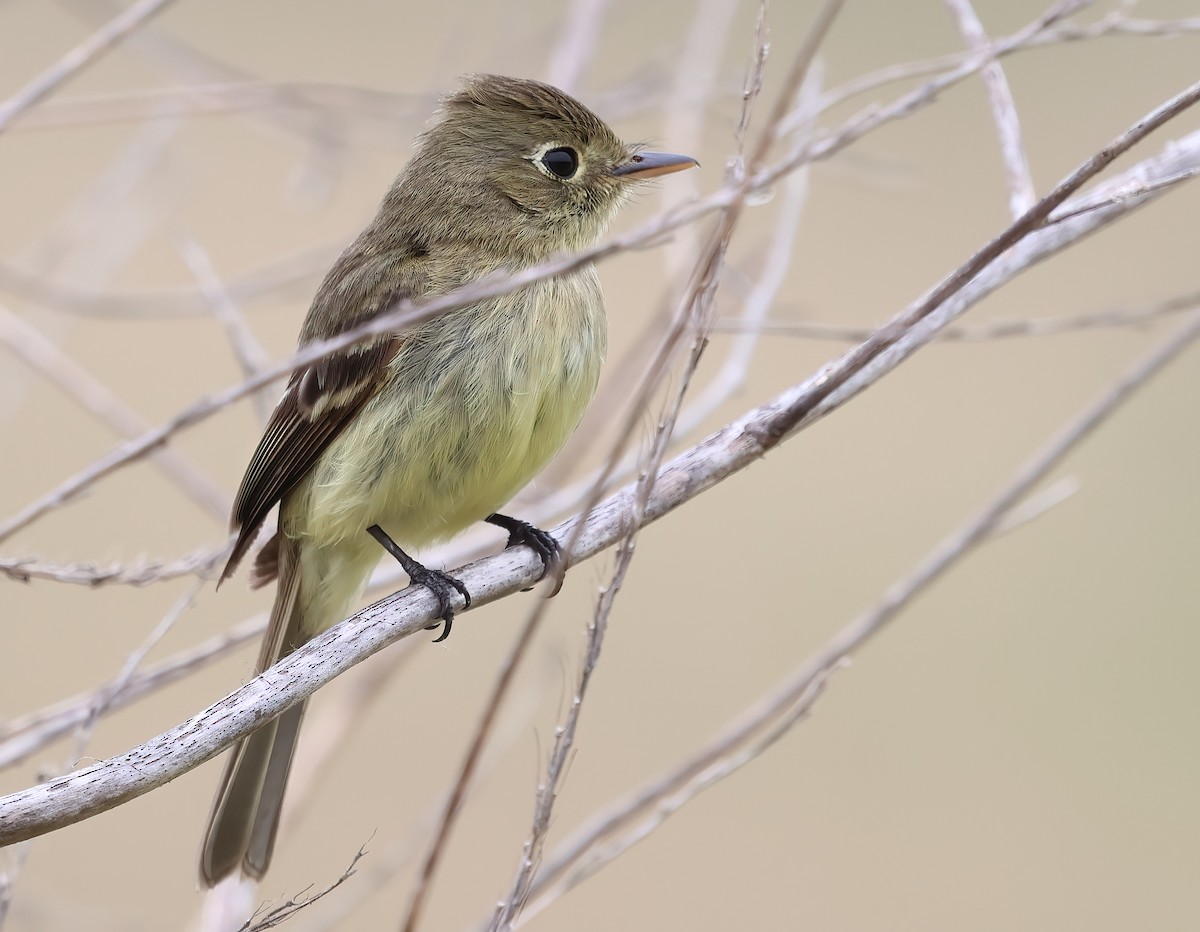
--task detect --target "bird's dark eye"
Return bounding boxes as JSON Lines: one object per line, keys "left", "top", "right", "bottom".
{"left": 540, "top": 147, "right": 579, "bottom": 179}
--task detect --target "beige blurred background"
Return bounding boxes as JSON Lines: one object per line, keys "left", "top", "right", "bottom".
{"left": 2, "top": 1, "right": 1199, "bottom": 930}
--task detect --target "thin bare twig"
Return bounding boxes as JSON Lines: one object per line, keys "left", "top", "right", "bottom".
{"left": 1045, "top": 165, "right": 1200, "bottom": 225}
{"left": 992, "top": 476, "right": 1079, "bottom": 536}
{"left": 544, "top": 0, "right": 612, "bottom": 91}
{"left": 1043, "top": 9, "right": 1200, "bottom": 42}
{"left": 58, "top": 0, "right": 361, "bottom": 175}
{"left": 680, "top": 81, "right": 816, "bottom": 431}
{"left": 0, "top": 576, "right": 204, "bottom": 926}
{"left": 274, "top": 673, "right": 552, "bottom": 932}
{"left": 661, "top": 0, "right": 742, "bottom": 271}
{"left": 0, "top": 614, "right": 264, "bottom": 771}
{"left": 779, "top": 0, "right": 1086, "bottom": 172}
{"left": 241, "top": 846, "right": 368, "bottom": 931}
{"left": 711, "top": 288, "right": 1200, "bottom": 342}
{"left": 176, "top": 230, "right": 275, "bottom": 424}
{"left": 515, "top": 662, "right": 843, "bottom": 926}
{"left": 0, "top": 303, "right": 229, "bottom": 520}
{"left": 944, "top": 0, "right": 1037, "bottom": 216}
{"left": 72, "top": 580, "right": 204, "bottom": 757}
{"left": 0, "top": 243, "right": 333, "bottom": 318}
{"left": 0, "top": 0, "right": 179, "bottom": 135}
{"left": 0, "top": 546, "right": 225, "bottom": 587}
{"left": 784, "top": 0, "right": 1090, "bottom": 136}
{"left": 2, "top": 82, "right": 428, "bottom": 133}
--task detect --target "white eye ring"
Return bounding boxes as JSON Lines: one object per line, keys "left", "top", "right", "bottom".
{"left": 531, "top": 142, "right": 580, "bottom": 180}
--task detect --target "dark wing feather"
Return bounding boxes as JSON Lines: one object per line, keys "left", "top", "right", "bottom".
{"left": 221, "top": 334, "right": 400, "bottom": 583}
{"left": 220, "top": 235, "right": 428, "bottom": 584}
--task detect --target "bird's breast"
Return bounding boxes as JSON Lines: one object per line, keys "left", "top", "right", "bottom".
{"left": 295, "top": 267, "right": 606, "bottom": 550}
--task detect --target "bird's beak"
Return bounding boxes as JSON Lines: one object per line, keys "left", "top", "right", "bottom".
{"left": 612, "top": 151, "right": 699, "bottom": 179}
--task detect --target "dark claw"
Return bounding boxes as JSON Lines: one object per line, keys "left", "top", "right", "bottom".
{"left": 484, "top": 513, "right": 561, "bottom": 583}
{"left": 367, "top": 524, "right": 471, "bottom": 642}
{"left": 408, "top": 564, "right": 471, "bottom": 643}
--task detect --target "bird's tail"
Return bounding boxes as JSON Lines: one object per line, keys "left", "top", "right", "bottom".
{"left": 200, "top": 537, "right": 306, "bottom": 887}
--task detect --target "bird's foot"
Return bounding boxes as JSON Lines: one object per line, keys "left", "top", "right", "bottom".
{"left": 367, "top": 524, "right": 471, "bottom": 642}
{"left": 485, "top": 513, "right": 561, "bottom": 591}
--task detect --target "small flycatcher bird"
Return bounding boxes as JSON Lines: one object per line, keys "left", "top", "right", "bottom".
{"left": 200, "top": 74, "right": 696, "bottom": 886}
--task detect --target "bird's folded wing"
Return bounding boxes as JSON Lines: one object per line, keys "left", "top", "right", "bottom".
{"left": 221, "top": 329, "right": 402, "bottom": 584}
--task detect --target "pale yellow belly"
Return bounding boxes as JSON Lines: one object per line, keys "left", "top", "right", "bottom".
{"left": 280, "top": 272, "right": 605, "bottom": 631}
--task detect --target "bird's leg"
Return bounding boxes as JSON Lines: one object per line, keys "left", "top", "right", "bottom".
{"left": 485, "top": 513, "right": 561, "bottom": 583}
{"left": 366, "top": 525, "right": 470, "bottom": 643}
